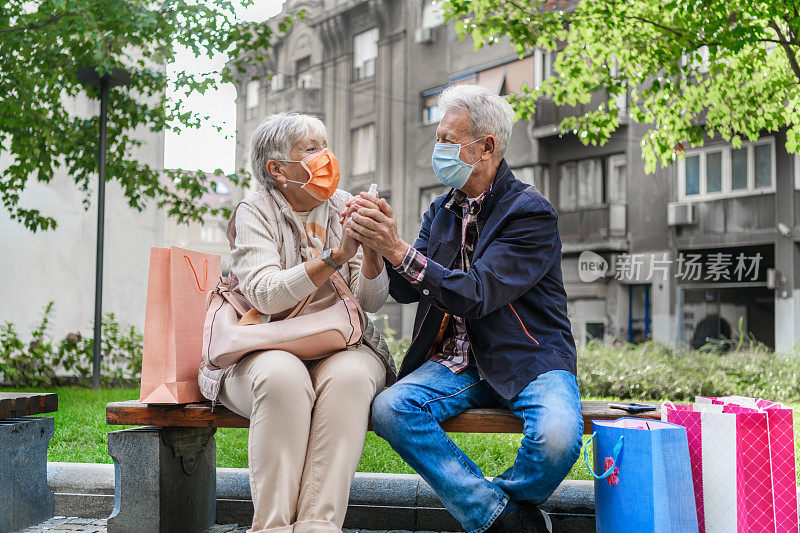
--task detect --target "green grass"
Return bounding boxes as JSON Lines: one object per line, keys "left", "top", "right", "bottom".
{"left": 3, "top": 386, "right": 798, "bottom": 485}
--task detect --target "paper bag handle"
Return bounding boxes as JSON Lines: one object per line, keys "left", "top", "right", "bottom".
{"left": 584, "top": 432, "right": 624, "bottom": 480}
{"left": 184, "top": 255, "right": 209, "bottom": 291}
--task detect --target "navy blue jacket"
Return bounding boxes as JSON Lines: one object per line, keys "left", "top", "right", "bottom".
{"left": 387, "top": 159, "right": 577, "bottom": 399}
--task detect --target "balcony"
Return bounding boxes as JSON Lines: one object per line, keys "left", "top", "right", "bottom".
{"left": 266, "top": 87, "right": 323, "bottom": 117}
{"left": 559, "top": 204, "right": 628, "bottom": 252}
{"left": 532, "top": 94, "right": 628, "bottom": 136}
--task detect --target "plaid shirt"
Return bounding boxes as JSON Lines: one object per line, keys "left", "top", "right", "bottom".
{"left": 394, "top": 187, "right": 488, "bottom": 373}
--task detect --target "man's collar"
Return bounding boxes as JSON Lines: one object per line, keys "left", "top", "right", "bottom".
{"left": 445, "top": 158, "right": 510, "bottom": 212}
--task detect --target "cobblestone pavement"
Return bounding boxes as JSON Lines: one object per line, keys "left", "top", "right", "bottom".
{"left": 21, "top": 517, "right": 107, "bottom": 532}
{"left": 22, "top": 517, "right": 451, "bottom": 533}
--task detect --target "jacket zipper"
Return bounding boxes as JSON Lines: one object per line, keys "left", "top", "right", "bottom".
{"left": 509, "top": 303, "right": 540, "bottom": 345}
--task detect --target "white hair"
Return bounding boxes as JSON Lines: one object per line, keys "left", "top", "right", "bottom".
{"left": 250, "top": 112, "right": 327, "bottom": 190}
{"left": 437, "top": 84, "right": 515, "bottom": 157}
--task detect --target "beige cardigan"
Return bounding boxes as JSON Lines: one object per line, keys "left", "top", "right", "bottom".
{"left": 231, "top": 189, "right": 389, "bottom": 316}
{"left": 198, "top": 187, "right": 397, "bottom": 403}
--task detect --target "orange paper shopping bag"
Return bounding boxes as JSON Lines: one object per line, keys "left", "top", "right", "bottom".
{"left": 140, "top": 246, "right": 222, "bottom": 404}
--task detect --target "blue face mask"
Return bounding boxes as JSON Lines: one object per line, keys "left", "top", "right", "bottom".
{"left": 431, "top": 137, "right": 484, "bottom": 189}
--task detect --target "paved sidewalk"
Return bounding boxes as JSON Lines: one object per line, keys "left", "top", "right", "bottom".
{"left": 22, "top": 517, "right": 451, "bottom": 533}
{"left": 21, "top": 517, "right": 107, "bottom": 532}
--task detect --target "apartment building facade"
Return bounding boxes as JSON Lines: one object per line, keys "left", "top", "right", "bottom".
{"left": 233, "top": 0, "right": 800, "bottom": 351}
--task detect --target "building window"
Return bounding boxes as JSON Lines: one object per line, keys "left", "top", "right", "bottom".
{"left": 245, "top": 80, "right": 259, "bottom": 120}
{"left": 586, "top": 322, "right": 605, "bottom": 342}
{"left": 795, "top": 155, "right": 800, "bottom": 190}
{"left": 351, "top": 124, "right": 376, "bottom": 175}
{"left": 422, "top": 92, "right": 444, "bottom": 124}
{"left": 515, "top": 166, "right": 549, "bottom": 197}
{"left": 606, "top": 154, "right": 627, "bottom": 203}
{"left": 533, "top": 48, "right": 552, "bottom": 88}
{"left": 353, "top": 28, "right": 378, "bottom": 80}
{"left": 270, "top": 73, "right": 286, "bottom": 92}
{"left": 419, "top": 185, "right": 448, "bottom": 221}
{"left": 421, "top": 0, "right": 444, "bottom": 29}
{"left": 678, "top": 137, "right": 775, "bottom": 201}
{"left": 295, "top": 56, "right": 317, "bottom": 89}
{"left": 201, "top": 225, "right": 222, "bottom": 243}
{"left": 296, "top": 56, "right": 310, "bottom": 76}
{"left": 629, "top": 284, "right": 651, "bottom": 344}
{"left": 731, "top": 148, "right": 747, "bottom": 190}
{"left": 559, "top": 158, "right": 603, "bottom": 210}
{"left": 706, "top": 151, "right": 722, "bottom": 193}
{"left": 559, "top": 162, "right": 577, "bottom": 210}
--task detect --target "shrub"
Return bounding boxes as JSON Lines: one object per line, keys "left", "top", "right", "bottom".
{"left": 0, "top": 302, "right": 59, "bottom": 386}
{"left": 0, "top": 302, "right": 142, "bottom": 387}
{"left": 578, "top": 339, "right": 800, "bottom": 402}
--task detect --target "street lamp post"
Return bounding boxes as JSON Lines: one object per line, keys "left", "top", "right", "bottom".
{"left": 77, "top": 66, "right": 131, "bottom": 390}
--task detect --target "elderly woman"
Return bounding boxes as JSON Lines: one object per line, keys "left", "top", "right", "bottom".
{"left": 199, "top": 112, "right": 396, "bottom": 533}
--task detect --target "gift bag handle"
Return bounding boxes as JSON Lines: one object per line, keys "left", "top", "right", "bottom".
{"left": 184, "top": 255, "right": 209, "bottom": 291}
{"left": 584, "top": 432, "right": 624, "bottom": 480}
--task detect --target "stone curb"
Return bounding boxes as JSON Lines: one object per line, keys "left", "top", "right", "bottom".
{"left": 47, "top": 462, "right": 596, "bottom": 532}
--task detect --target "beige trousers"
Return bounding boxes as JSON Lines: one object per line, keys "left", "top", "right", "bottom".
{"left": 219, "top": 347, "right": 386, "bottom": 533}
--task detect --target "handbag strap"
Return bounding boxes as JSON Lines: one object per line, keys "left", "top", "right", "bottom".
{"left": 330, "top": 270, "right": 365, "bottom": 328}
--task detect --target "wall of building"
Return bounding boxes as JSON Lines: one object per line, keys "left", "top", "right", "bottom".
{"left": 234, "top": 0, "right": 800, "bottom": 351}
{"left": 0, "top": 92, "right": 165, "bottom": 341}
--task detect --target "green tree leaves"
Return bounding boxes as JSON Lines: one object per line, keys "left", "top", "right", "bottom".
{"left": 0, "top": 0, "right": 293, "bottom": 231}
{"left": 442, "top": 0, "right": 800, "bottom": 172}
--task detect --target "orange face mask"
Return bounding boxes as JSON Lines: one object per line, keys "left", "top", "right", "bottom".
{"left": 278, "top": 148, "right": 341, "bottom": 200}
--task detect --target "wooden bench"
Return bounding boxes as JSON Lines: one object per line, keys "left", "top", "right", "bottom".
{"left": 104, "top": 399, "right": 661, "bottom": 532}
{"left": 0, "top": 392, "right": 58, "bottom": 532}
{"left": 106, "top": 399, "right": 661, "bottom": 433}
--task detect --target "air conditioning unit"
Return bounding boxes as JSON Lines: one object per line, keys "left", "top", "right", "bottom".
{"left": 415, "top": 27, "right": 433, "bottom": 44}
{"left": 667, "top": 201, "right": 695, "bottom": 226}
{"left": 270, "top": 73, "right": 285, "bottom": 92}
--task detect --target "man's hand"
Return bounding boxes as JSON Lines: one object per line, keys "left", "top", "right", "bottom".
{"left": 340, "top": 192, "right": 389, "bottom": 277}
{"left": 347, "top": 196, "right": 410, "bottom": 266}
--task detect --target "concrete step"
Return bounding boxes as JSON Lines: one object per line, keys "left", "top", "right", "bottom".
{"left": 47, "top": 462, "right": 595, "bottom": 532}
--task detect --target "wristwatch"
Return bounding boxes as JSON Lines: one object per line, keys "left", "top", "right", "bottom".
{"left": 321, "top": 248, "right": 344, "bottom": 270}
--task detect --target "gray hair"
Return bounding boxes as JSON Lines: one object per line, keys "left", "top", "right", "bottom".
{"left": 437, "top": 84, "right": 515, "bottom": 157}
{"left": 250, "top": 112, "right": 328, "bottom": 189}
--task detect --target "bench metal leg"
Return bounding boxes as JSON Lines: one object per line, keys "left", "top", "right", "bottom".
{"left": 107, "top": 426, "right": 216, "bottom": 533}
{"left": 0, "top": 417, "right": 55, "bottom": 533}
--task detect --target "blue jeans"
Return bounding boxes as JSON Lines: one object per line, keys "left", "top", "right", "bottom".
{"left": 371, "top": 362, "right": 583, "bottom": 533}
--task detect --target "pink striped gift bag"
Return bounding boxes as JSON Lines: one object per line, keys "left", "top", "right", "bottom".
{"left": 662, "top": 397, "right": 798, "bottom": 533}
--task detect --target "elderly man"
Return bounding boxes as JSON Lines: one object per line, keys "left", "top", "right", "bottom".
{"left": 345, "top": 84, "right": 582, "bottom": 533}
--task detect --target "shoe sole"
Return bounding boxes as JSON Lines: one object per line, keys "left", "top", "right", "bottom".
{"left": 541, "top": 510, "right": 552, "bottom": 533}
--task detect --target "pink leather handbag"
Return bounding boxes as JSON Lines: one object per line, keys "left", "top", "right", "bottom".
{"left": 201, "top": 270, "right": 365, "bottom": 371}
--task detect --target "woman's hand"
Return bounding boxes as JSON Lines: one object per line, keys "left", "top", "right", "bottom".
{"left": 332, "top": 217, "right": 360, "bottom": 265}
{"left": 340, "top": 192, "right": 385, "bottom": 278}
{"left": 339, "top": 191, "right": 378, "bottom": 225}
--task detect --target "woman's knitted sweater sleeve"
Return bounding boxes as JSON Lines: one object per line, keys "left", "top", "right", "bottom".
{"left": 230, "top": 203, "right": 317, "bottom": 315}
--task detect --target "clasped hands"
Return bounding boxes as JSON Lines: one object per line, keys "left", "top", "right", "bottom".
{"left": 338, "top": 192, "right": 410, "bottom": 268}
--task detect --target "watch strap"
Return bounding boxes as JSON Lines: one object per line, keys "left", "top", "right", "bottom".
{"left": 321, "top": 249, "right": 343, "bottom": 270}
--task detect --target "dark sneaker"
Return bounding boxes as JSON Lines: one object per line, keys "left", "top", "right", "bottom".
{"left": 485, "top": 500, "right": 553, "bottom": 533}
{"left": 485, "top": 500, "right": 527, "bottom": 533}
{"left": 518, "top": 501, "right": 553, "bottom": 533}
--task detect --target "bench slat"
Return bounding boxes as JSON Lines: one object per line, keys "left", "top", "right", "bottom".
{"left": 106, "top": 399, "right": 662, "bottom": 434}
{"left": 0, "top": 392, "right": 58, "bottom": 419}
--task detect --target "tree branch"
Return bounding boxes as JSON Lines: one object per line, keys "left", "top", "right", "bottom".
{"left": 0, "top": 13, "right": 69, "bottom": 34}
{"left": 769, "top": 19, "right": 800, "bottom": 83}
{"left": 626, "top": 14, "right": 688, "bottom": 40}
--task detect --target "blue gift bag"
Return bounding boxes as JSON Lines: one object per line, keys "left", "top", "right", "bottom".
{"left": 585, "top": 418, "right": 698, "bottom": 533}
